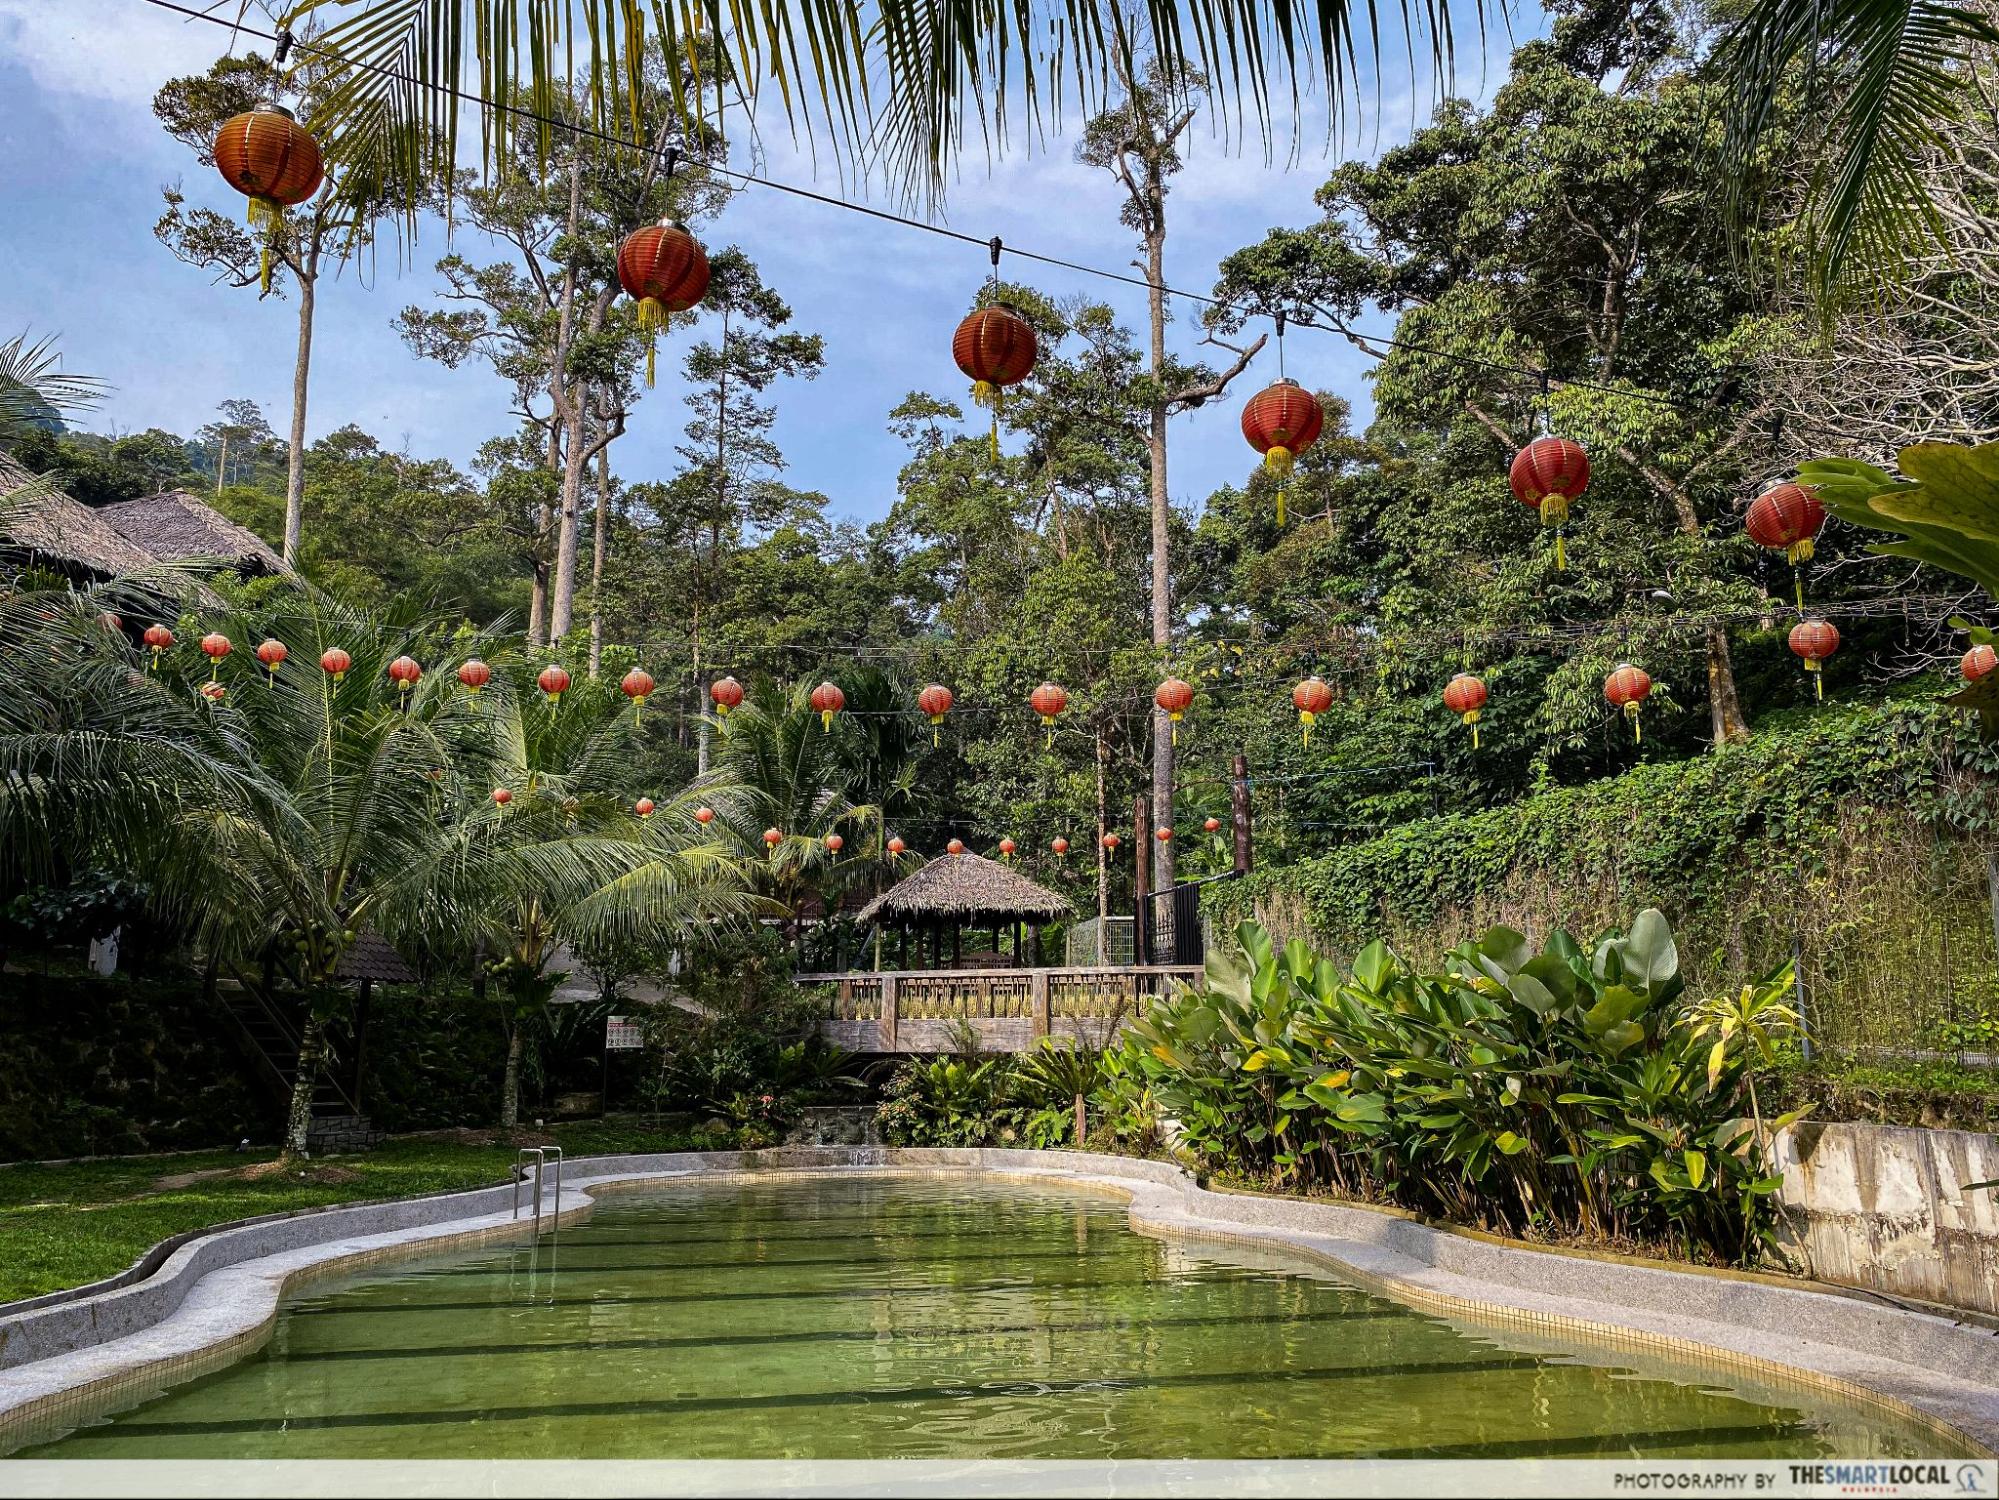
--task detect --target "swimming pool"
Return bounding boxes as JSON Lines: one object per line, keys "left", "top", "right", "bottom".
{"left": 23, "top": 1176, "right": 1976, "bottom": 1459}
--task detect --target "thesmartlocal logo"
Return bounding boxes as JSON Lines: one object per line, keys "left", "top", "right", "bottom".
{"left": 1787, "top": 1461, "right": 1986, "bottom": 1494}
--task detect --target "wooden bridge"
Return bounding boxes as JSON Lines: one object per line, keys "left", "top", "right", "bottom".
{"left": 803, "top": 965, "right": 1201, "bottom": 1053}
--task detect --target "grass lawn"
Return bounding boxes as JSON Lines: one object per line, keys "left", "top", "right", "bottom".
{"left": 0, "top": 1119, "right": 733, "bottom": 1304}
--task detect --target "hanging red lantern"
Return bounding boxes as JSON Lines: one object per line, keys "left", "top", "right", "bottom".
{"left": 212, "top": 104, "right": 324, "bottom": 292}
{"left": 621, "top": 667, "right": 655, "bottom": 724}
{"left": 255, "top": 638, "right": 288, "bottom": 684}
{"left": 198, "top": 679, "right": 226, "bottom": 706}
{"left": 617, "top": 221, "right": 711, "bottom": 386}
{"left": 947, "top": 838, "right": 965, "bottom": 855}
{"left": 709, "top": 676, "right": 744, "bottom": 718}
{"left": 635, "top": 797, "right": 656, "bottom": 819}
{"left": 1030, "top": 681, "right": 1068, "bottom": 748}
{"left": 998, "top": 837, "right": 1016, "bottom": 860}
{"left": 537, "top": 665, "right": 571, "bottom": 707}
{"left": 491, "top": 787, "right": 512, "bottom": 807}
{"left": 824, "top": 833, "right": 845, "bottom": 853}
{"left": 1292, "top": 676, "right": 1334, "bottom": 747}
{"left": 763, "top": 828, "right": 783, "bottom": 850}
{"left": 1509, "top": 437, "right": 1590, "bottom": 571}
{"left": 1442, "top": 672, "right": 1489, "bottom": 749}
{"left": 887, "top": 835, "right": 906, "bottom": 855}
{"left": 1155, "top": 827, "right": 1173, "bottom": 844}
{"left": 953, "top": 305, "right": 1037, "bottom": 455}
{"left": 457, "top": 659, "right": 491, "bottom": 694}
{"left": 1964, "top": 645, "right": 1998, "bottom": 683}
{"left": 1101, "top": 832, "right": 1120, "bottom": 851}
{"left": 1204, "top": 816, "right": 1222, "bottom": 835}
{"left": 809, "top": 681, "right": 845, "bottom": 732}
{"left": 319, "top": 647, "right": 351, "bottom": 682}
{"left": 143, "top": 623, "right": 175, "bottom": 670}
{"left": 1155, "top": 677, "right": 1195, "bottom": 745}
{"left": 917, "top": 683, "right": 954, "bottom": 745}
{"left": 1747, "top": 483, "right": 1827, "bottom": 608}
{"left": 1788, "top": 619, "right": 1841, "bottom": 700}
{"left": 1240, "top": 380, "right": 1324, "bottom": 527}
{"left": 388, "top": 656, "right": 422, "bottom": 700}
{"left": 1604, "top": 664, "right": 1653, "bottom": 744}
{"left": 1051, "top": 836, "right": 1070, "bottom": 856}
{"left": 98, "top": 611, "right": 123, "bottom": 634}
{"left": 199, "top": 632, "right": 232, "bottom": 679}
{"left": 695, "top": 806, "right": 715, "bottom": 825}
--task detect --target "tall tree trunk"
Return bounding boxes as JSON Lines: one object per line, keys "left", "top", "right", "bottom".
{"left": 549, "top": 400, "right": 589, "bottom": 640}
{"left": 282, "top": 1010, "right": 325, "bottom": 1156}
{"left": 1095, "top": 727, "right": 1110, "bottom": 963}
{"left": 1144, "top": 219, "right": 1176, "bottom": 896}
{"left": 215, "top": 432, "right": 227, "bottom": 497}
{"left": 500, "top": 1024, "right": 523, "bottom": 1129}
{"left": 283, "top": 267, "right": 316, "bottom": 565}
{"left": 588, "top": 439, "right": 611, "bottom": 678}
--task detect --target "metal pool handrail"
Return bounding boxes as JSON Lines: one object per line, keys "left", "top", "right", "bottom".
{"left": 511, "top": 1146, "right": 564, "bottom": 1234}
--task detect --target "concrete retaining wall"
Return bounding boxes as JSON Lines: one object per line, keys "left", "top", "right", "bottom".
{"left": 1775, "top": 1121, "right": 1999, "bottom": 1317}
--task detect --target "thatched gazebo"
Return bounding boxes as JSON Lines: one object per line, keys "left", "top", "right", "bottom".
{"left": 855, "top": 851, "right": 1072, "bottom": 969}
{"left": 99, "top": 491, "right": 290, "bottom": 576}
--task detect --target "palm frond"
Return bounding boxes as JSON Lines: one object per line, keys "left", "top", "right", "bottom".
{"left": 1718, "top": 0, "right": 1999, "bottom": 300}
{"left": 0, "top": 331, "right": 108, "bottom": 440}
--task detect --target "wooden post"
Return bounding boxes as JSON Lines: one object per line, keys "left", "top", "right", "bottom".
{"left": 351, "top": 979, "right": 372, "bottom": 1108}
{"left": 1232, "top": 751, "right": 1253, "bottom": 874}
{"left": 1012, "top": 923, "right": 1023, "bottom": 964}
{"left": 1031, "top": 969, "right": 1050, "bottom": 1039}
{"left": 1133, "top": 792, "right": 1152, "bottom": 968}
{"left": 952, "top": 921, "right": 962, "bottom": 966}
{"left": 881, "top": 973, "right": 899, "bottom": 1052}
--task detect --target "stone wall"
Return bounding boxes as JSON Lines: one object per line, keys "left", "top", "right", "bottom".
{"left": 1774, "top": 1121, "right": 1999, "bottom": 1316}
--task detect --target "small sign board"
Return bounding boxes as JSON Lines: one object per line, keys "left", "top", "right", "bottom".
{"left": 604, "top": 1015, "right": 644, "bottom": 1052}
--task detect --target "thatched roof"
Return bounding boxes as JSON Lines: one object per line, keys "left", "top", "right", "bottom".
{"left": 856, "top": 852, "right": 1072, "bottom": 927}
{"left": 0, "top": 453, "right": 157, "bottom": 577}
{"left": 335, "top": 930, "right": 418, "bottom": 985}
{"left": 100, "top": 491, "right": 288, "bottom": 575}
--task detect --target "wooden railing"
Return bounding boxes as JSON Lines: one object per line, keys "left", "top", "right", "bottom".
{"left": 797, "top": 965, "right": 1201, "bottom": 1052}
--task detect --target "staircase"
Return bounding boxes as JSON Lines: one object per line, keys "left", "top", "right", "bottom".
{"left": 212, "top": 967, "right": 372, "bottom": 1141}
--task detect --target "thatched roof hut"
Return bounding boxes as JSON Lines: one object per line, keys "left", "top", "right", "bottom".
{"left": 857, "top": 852, "right": 1071, "bottom": 929}
{"left": 0, "top": 453, "right": 157, "bottom": 580}
{"left": 100, "top": 491, "right": 289, "bottom": 575}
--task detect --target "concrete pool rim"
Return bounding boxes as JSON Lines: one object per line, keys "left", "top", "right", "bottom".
{"left": 0, "top": 1145, "right": 1992, "bottom": 1457}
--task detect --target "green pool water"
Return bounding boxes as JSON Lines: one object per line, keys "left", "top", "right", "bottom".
{"left": 26, "top": 1176, "right": 1976, "bottom": 1460}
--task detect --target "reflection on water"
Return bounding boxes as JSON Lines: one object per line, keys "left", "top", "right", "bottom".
{"left": 26, "top": 1177, "right": 1975, "bottom": 1459}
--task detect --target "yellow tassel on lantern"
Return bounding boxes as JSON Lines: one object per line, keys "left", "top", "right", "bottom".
{"left": 1168, "top": 711, "right": 1183, "bottom": 745}
{"left": 638, "top": 296, "right": 665, "bottom": 387}
{"left": 1463, "top": 707, "right": 1481, "bottom": 750}
{"left": 820, "top": 710, "right": 834, "bottom": 733}
{"left": 1790, "top": 538, "right": 1813, "bottom": 610}
{"left": 1625, "top": 700, "right": 1642, "bottom": 743}
{"left": 1265, "top": 445, "right": 1296, "bottom": 527}
{"left": 247, "top": 195, "right": 280, "bottom": 294}
{"left": 1806, "top": 658, "right": 1823, "bottom": 699}
{"left": 1540, "top": 494, "right": 1569, "bottom": 571}
{"left": 1300, "top": 709, "right": 1316, "bottom": 748}
{"left": 1039, "top": 713, "right": 1057, "bottom": 751}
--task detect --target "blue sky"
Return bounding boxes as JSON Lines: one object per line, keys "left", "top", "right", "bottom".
{"left": 0, "top": 1, "right": 1534, "bottom": 529}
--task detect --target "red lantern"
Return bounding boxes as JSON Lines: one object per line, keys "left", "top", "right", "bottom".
{"left": 1443, "top": 672, "right": 1489, "bottom": 749}
{"left": 1509, "top": 436, "right": 1590, "bottom": 571}
{"left": 1789, "top": 619, "right": 1841, "bottom": 700}
{"left": 1155, "top": 677, "right": 1195, "bottom": 745}
{"left": 1604, "top": 663, "right": 1653, "bottom": 744}
{"left": 710, "top": 676, "right": 744, "bottom": 718}
{"left": 695, "top": 806, "right": 715, "bottom": 824}
{"left": 1030, "top": 681, "right": 1068, "bottom": 748}
{"left": 1101, "top": 832, "right": 1120, "bottom": 851}
{"left": 621, "top": 667, "right": 655, "bottom": 724}
{"left": 947, "top": 838, "right": 965, "bottom": 855}
{"left": 1747, "top": 483, "right": 1828, "bottom": 607}
{"left": 918, "top": 683, "right": 954, "bottom": 745}
{"left": 212, "top": 104, "right": 324, "bottom": 292}
{"left": 1051, "top": 836, "right": 1070, "bottom": 856}
{"left": 636, "top": 797, "right": 656, "bottom": 819}
{"left": 255, "top": 637, "right": 287, "bottom": 684}
{"left": 998, "top": 837, "right": 1017, "bottom": 859}
{"left": 953, "top": 305, "right": 1037, "bottom": 454}
{"left": 491, "top": 786, "right": 512, "bottom": 807}
{"left": 143, "top": 623, "right": 174, "bottom": 670}
{"left": 388, "top": 656, "right": 422, "bottom": 699}
{"left": 319, "top": 647, "right": 351, "bottom": 682}
{"left": 1204, "top": 816, "right": 1222, "bottom": 834}
{"left": 617, "top": 221, "right": 711, "bottom": 386}
{"left": 98, "top": 611, "right": 123, "bottom": 634}
{"left": 537, "top": 665, "right": 571, "bottom": 707}
{"left": 809, "top": 681, "right": 845, "bottom": 733}
{"left": 824, "top": 833, "right": 845, "bottom": 853}
{"left": 1240, "top": 379, "right": 1324, "bottom": 527}
{"left": 763, "top": 828, "right": 784, "bottom": 851}
{"left": 198, "top": 679, "right": 226, "bottom": 706}
{"left": 1293, "top": 676, "right": 1334, "bottom": 747}
{"left": 1964, "top": 645, "right": 1998, "bottom": 683}
{"left": 1155, "top": 827, "right": 1173, "bottom": 844}
{"left": 199, "top": 632, "right": 232, "bottom": 679}
{"left": 457, "top": 659, "right": 491, "bottom": 694}
{"left": 887, "top": 835, "right": 906, "bottom": 855}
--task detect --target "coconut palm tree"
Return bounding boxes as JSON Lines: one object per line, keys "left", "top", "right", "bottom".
{"left": 0, "top": 330, "right": 105, "bottom": 446}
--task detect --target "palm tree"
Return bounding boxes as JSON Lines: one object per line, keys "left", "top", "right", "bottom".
{"left": 0, "top": 331, "right": 106, "bottom": 446}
